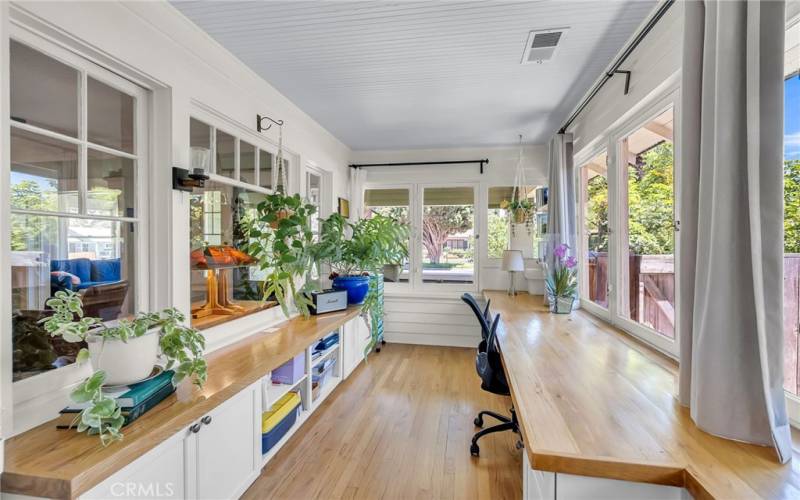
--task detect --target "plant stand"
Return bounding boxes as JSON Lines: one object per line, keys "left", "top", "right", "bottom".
{"left": 192, "top": 268, "right": 245, "bottom": 319}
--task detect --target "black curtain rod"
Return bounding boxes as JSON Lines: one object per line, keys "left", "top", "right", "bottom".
{"left": 558, "top": 0, "right": 675, "bottom": 135}
{"left": 349, "top": 159, "right": 489, "bottom": 174}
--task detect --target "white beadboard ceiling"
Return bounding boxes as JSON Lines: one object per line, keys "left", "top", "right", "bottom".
{"left": 172, "top": 1, "right": 657, "bottom": 150}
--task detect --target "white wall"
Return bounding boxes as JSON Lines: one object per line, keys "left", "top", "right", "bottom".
{"left": 3, "top": 1, "right": 353, "bottom": 435}
{"left": 352, "top": 144, "right": 548, "bottom": 346}
{"left": 568, "top": 1, "right": 683, "bottom": 156}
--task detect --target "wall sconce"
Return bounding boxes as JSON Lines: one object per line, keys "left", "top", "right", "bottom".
{"left": 172, "top": 167, "right": 209, "bottom": 192}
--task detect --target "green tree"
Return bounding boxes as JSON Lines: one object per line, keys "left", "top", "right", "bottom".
{"left": 627, "top": 142, "right": 675, "bottom": 255}
{"left": 786, "top": 159, "right": 800, "bottom": 253}
{"left": 10, "top": 180, "right": 54, "bottom": 251}
{"left": 487, "top": 209, "right": 508, "bottom": 258}
{"left": 422, "top": 205, "right": 473, "bottom": 263}
{"left": 586, "top": 174, "right": 609, "bottom": 253}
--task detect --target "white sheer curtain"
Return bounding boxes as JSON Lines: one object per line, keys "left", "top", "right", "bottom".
{"left": 679, "top": 0, "right": 791, "bottom": 463}
{"left": 546, "top": 133, "right": 576, "bottom": 269}
{"left": 349, "top": 167, "right": 367, "bottom": 221}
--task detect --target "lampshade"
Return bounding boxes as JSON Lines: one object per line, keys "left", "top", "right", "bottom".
{"left": 501, "top": 250, "right": 524, "bottom": 272}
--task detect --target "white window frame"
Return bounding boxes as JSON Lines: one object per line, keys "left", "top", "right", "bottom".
{"left": 416, "top": 182, "right": 478, "bottom": 293}
{"left": 609, "top": 90, "right": 681, "bottom": 358}
{"left": 8, "top": 27, "right": 151, "bottom": 432}
{"left": 574, "top": 146, "right": 611, "bottom": 322}
{"left": 363, "top": 182, "right": 414, "bottom": 292}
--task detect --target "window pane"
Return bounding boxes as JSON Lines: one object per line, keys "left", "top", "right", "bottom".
{"left": 189, "top": 181, "right": 270, "bottom": 329}
{"left": 190, "top": 118, "right": 212, "bottom": 172}
{"left": 422, "top": 187, "right": 474, "bottom": 284}
{"left": 620, "top": 108, "right": 675, "bottom": 339}
{"left": 11, "top": 214, "right": 135, "bottom": 381}
{"left": 10, "top": 41, "right": 79, "bottom": 138}
{"left": 87, "top": 77, "right": 134, "bottom": 154}
{"left": 784, "top": 25, "right": 800, "bottom": 394}
{"left": 240, "top": 141, "right": 256, "bottom": 184}
{"left": 276, "top": 158, "right": 290, "bottom": 193}
{"left": 259, "top": 150, "right": 273, "bottom": 190}
{"left": 216, "top": 130, "right": 235, "bottom": 179}
{"left": 88, "top": 149, "right": 135, "bottom": 218}
{"left": 580, "top": 153, "right": 609, "bottom": 309}
{"left": 364, "top": 189, "right": 410, "bottom": 283}
{"left": 11, "top": 128, "right": 79, "bottom": 214}
{"left": 487, "top": 186, "right": 537, "bottom": 260}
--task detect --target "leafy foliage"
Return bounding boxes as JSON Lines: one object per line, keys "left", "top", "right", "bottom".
{"left": 244, "top": 192, "right": 319, "bottom": 318}
{"left": 626, "top": 143, "right": 675, "bottom": 255}
{"left": 41, "top": 291, "right": 207, "bottom": 445}
{"left": 544, "top": 245, "right": 578, "bottom": 299}
{"left": 421, "top": 205, "right": 473, "bottom": 263}
{"left": 487, "top": 210, "right": 509, "bottom": 259}
{"left": 786, "top": 160, "right": 800, "bottom": 253}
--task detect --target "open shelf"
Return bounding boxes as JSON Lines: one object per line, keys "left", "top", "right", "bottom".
{"left": 261, "top": 409, "right": 310, "bottom": 467}
{"left": 264, "top": 374, "right": 307, "bottom": 409}
{"left": 310, "top": 343, "right": 339, "bottom": 368}
{"left": 312, "top": 376, "right": 341, "bottom": 408}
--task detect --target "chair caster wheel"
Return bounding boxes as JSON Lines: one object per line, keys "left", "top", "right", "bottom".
{"left": 381, "top": 340, "right": 386, "bottom": 345}
{"left": 515, "top": 440, "right": 524, "bottom": 450}
{"left": 474, "top": 416, "right": 483, "bottom": 428}
{"left": 470, "top": 443, "right": 480, "bottom": 457}
{"left": 376, "top": 347, "right": 381, "bottom": 353}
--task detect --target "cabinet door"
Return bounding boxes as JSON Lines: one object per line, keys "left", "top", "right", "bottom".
{"left": 82, "top": 430, "right": 186, "bottom": 499}
{"left": 195, "top": 384, "right": 258, "bottom": 500}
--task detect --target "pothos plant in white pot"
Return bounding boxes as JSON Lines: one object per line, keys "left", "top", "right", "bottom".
{"left": 41, "top": 290, "right": 208, "bottom": 445}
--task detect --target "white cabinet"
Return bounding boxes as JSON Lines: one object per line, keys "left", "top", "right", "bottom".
{"left": 193, "top": 383, "right": 259, "bottom": 499}
{"left": 522, "top": 453, "right": 691, "bottom": 500}
{"left": 343, "top": 316, "right": 371, "bottom": 378}
{"left": 83, "top": 429, "right": 187, "bottom": 500}
{"left": 82, "top": 382, "right": 259, "bottom": 500}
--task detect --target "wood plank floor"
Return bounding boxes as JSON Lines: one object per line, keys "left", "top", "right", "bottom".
{"left": 243, "top": 344, "right": 522, "bottom": 500}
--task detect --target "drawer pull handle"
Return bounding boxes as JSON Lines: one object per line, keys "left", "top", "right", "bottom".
{"left": 201, "top": 415, "right": 212, "bottom": 425}
{"left": 190, "top": 423, "right": 202, "bottom": 433}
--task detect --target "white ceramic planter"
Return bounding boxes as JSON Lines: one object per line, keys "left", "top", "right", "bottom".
{"left": 87, "top": 330, "right": 160, "bottom": 386}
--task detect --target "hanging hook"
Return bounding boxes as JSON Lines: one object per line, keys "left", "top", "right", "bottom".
{"left": 256, "top": 114, "right": 284, "bottom": 132}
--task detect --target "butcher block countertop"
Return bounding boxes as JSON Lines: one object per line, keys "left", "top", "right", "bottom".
{"left": 484, "top": 291, "right": 800, "bottom": 500}
{"left": 1, "top": 307, "right": 361, "bottom": 499}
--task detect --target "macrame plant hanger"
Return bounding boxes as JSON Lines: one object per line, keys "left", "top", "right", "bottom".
{"left": 510, "top": 134, "right": 532, "bottom": 237}
{"left": 274, "top": 123, "right": 288, "bottom": 194}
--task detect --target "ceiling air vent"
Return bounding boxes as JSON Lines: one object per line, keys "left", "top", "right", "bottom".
{"left": 521, "top": 28, "right": 569, "bottom": 64}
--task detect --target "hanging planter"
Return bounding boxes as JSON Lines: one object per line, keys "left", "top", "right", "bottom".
{"left": 504, "top": 135, "right": 536, "bottom": 237}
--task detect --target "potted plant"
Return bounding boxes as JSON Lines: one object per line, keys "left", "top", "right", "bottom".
{"left": 244, "top": 192, "right": 319, "bottom": 317}
{"left": 40, "top": 290, "right": 208, "bottom": 445}
{"left": 317, "top": 213, "right": 409, "bottom": 305}
{"left": 544, "top": 243, "right": 578, "bottom": 314}
{"left": 500, "top": 197, "right": 535, "bottom": 235}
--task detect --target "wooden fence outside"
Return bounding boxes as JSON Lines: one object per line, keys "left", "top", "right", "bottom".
{"left": 588, "top": 253, "right": 800, "bottom": 395}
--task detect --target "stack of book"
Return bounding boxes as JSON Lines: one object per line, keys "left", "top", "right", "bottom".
{"left": 60, "top": 369, "right": 176, "bottom": 427}
{"left": 312, "top": 333, "right": 339, "bottom": 359}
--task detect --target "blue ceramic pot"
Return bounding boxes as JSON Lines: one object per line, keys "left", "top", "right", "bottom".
{"left": 332, "top": 275, "right": 370, "bottom": 305}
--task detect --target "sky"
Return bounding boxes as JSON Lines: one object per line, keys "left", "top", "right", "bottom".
{"left": 787, "top": 76, "right": 800, "bottom": 161}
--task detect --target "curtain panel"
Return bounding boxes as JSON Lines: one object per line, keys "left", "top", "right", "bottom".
{"left": 546, "top": 133, "right": 576, "bottom": 269}
{"left": 679, "top": 0, "right": 791, "bottom": 463}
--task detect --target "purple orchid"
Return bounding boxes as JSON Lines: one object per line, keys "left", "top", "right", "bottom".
{"left": 553, "top": 243, "right": 569, "bottom": 259}
{"left": 565, "top": 256, "right": 578, "bottom": 269}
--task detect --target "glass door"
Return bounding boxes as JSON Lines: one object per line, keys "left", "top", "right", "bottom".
{"left": 578, "top": 151, "right": 610, "bottom": 312}
{"left": 617, "top": 107, "right": 677, "bottom": 347}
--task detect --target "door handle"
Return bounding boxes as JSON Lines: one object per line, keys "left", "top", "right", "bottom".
{"left": 190, "top": 423, "right": 202, "bottom": 433}
{"left": 201, "top": 415, "right": 212, "bottom": 425}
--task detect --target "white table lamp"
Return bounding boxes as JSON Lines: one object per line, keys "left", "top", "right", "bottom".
{"left": 501, "top": 250, "right": 524, "bottom": 295}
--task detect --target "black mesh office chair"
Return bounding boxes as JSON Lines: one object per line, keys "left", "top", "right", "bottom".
{"left": 461, "top": 293, "right": 521, "bottom": 457}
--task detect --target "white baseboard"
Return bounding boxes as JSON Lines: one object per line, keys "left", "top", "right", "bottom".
{"left": 383, "top": 332, "right": 478, "bottom": 348}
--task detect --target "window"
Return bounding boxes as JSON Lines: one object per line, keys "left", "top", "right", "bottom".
{"left": 189, "top": 182, "right": 268, "bottom": 330}
{"left": 364, "top": 188, "right": 410, "bottom": 283}
{"left": 188, "top": 116, "right": 287, "bottom": 329}
{"left": 306, "top": 170, "right": 322, "bottom": 239}
{"left": 618, "top": 108, "right": 676, "bottom": 339}
{"left": 784, "top": 19, "right": 799, "bottom": 395}
{"left": 422, "top": 187, "right": 475, "bottom": 284}
{"left": 9, "top": 40, "right": 146, "bottom": 382}
{"left": 487, "top": 186, "right": 539, "bottom": 260}
{"left": 578, "top": 152, "right": 609, "bottom": 309}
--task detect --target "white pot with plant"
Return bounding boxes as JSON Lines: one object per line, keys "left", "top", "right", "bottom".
{"left": 40, "top": 290, "right": 208, "bottom": 445}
